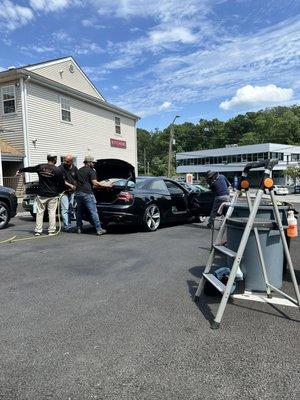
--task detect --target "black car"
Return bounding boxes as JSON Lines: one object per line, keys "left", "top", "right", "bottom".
{"left": 93, "top": 159, "right": 215, "bottom": 231}
{"left": 0, "top": 185, "right": 18, "bottom": 229}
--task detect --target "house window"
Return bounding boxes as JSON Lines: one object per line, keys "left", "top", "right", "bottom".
{"left": 60, "top": 97, "right": 71, "bottom": 122}
{"left": 115, "top": 116, "right": 121, "bottom": 134}
{"left": 2, "top": 85, "right": 16, "bottom": 114}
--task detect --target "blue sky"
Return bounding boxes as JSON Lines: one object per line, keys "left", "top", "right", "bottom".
{"left": 0, "top": 0, "right": 299, "bottom": 131}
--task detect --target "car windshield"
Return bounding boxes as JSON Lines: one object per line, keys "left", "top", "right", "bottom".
{"left": 135, "top": 177, "right": 147, "bottom": 189}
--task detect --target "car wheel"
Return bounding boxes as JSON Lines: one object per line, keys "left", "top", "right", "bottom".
{"left": 0, "top": 201, "right": 10, "bottom": 229}
{"left": 30, "top": 211, "right": 36, "bottom": 220}
{"left": 143, "top": 204, "right": 161, "bottom": 232}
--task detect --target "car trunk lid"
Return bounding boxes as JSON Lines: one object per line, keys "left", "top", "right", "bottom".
{"left": 93, "top": 159, "right": 136, "bottom": 204}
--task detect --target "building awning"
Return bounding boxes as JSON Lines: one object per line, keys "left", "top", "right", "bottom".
{"left": 0, "top": 138, "right": 24, "bottom": 162}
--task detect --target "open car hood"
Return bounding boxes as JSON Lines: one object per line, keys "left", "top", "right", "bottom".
{"left": 94, "top": 158, "right": 136, "bottom": 182}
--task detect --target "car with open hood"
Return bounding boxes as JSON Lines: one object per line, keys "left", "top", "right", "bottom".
{"left": 93, "top": 159, "right": 215, "bottom": 231}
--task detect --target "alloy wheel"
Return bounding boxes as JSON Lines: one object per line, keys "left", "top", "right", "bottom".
{"left": 146, "top": 204, "right": 161, "bottom": 231}
{"left": 0, "top": 205, "right": 8, "bottom": 229}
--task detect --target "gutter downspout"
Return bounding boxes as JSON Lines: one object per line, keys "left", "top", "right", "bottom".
{"left": 0, "top": 150, "right": 3, "bottom": 186}
{"left": 134, "top": 121, "right": 138, "bottom": 176}
{"left": 20, "top": 77, "right": 30, "bottom": 182}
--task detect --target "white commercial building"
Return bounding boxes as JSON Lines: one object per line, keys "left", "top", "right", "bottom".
{"left": 0, "top": 56, "right": 139, "bottom": 189}
{"left": 176, "top": 143, "right": 300, "bottom": 185}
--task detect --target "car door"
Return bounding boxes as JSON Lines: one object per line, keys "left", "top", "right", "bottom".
{"left": 164, "top": 180, "right": 188, "bottom": 220}
{"left": 188, "top": 188, "right": 215, "bottom": 216}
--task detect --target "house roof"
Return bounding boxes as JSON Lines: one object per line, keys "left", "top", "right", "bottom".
{"left": 0, "top": 58, "right": 140, "bottom": 121}
{"left": 0, "top": 138, "right": 23, "bottom": 156}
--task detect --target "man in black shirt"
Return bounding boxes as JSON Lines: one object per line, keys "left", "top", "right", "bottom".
{"left": 17, "top": 153, "right": 63, "bottom": 235}
{"left": 206, "top": 170, "right": 231, "bottom": 228}
{"left": 76, "top": 155, "right": 111, "bottom": 235}
{"left": 58, "top": 154, "right": 78, "bottom": 232}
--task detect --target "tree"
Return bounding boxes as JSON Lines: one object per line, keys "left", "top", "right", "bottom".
{"left": 284, "top": 166, "right": 300, "bottom": 184}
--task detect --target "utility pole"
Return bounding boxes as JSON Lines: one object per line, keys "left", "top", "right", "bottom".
{"left": 167, "top": 115, "right": 180, "bottom": 178}
{"left": 143, "top": 148, "right": 146, "bottom": 175}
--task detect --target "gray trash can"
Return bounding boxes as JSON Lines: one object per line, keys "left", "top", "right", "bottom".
{"left": 226, "top": 218, "right": 283, "bottom": 292}
{"left": 231, "top": 203, "right": 288, "bottom": 225}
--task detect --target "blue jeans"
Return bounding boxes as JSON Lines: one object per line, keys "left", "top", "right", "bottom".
{"left": 60, "top": 192, "right": 75, "bottom": 230}
{"left": 76, "top": 192, "right": 101, "bottom": 231}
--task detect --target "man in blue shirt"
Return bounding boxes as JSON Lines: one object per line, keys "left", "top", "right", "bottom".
{"left": 206, "top": 170, "right": 231, "bottom": 228}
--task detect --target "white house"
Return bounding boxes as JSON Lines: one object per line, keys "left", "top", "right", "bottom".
{"left": 0, "top": 56, "right": 139, "bottom": 188}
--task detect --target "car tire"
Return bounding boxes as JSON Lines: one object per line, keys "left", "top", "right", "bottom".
{"left": 195, "top": 216, "right": 206, "bottom": 223}
{"left": 142, "top": 203, "right": 161, "bottom": 232}
{"left": 0, "top": 201, "right": 10, "bottom": 230}
{"left": 30, "top": 211, "right": 36, "bottom": 220}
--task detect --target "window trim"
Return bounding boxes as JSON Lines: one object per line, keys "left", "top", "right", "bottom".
{"left": 115, "top": 116, "right": 121, "bottom": 135}
{"left": 60, "top": 96, "right": 72, "bottom": 124}
{"left": 1, "top": 84, "right": 16, "bottom": 115}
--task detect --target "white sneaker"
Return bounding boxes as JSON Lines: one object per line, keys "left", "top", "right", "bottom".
{"left": 48, "top": 231, "right": 56, "bottom": 236}
{"left": 34, "top": 232, "right": 41, "bottom": 236}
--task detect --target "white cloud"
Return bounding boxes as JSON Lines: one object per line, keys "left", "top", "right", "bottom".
{"left": 112, "top": 85, "right": 119, "bottom": 90}
{"left": 81, "top": 17, "right": 106, "bottom": 29}
{"left": 159, "top": 101, "right": 172, "bottom": 111}
{"left": 52, "top": 30, "right": 72, "bottom": 42}
{"left": 21, "top": 44, "right": 56, "bottom": 53}
{"left": 74, "top": 41, "right": 102, "bottom": 55}
{"left": 0, "top": 0, "right": 34, "bottom": 31}
{"left": 149, "top": 27, "right": 197, "bottom": 45}
{"left": 219, "top": 84, "right": 294, "bottom": 110}
{"left": 109, "top": 17, "right": 300, "bottom": 117}
{"left": 29, "top": 0, "right": 72, "bottom": 12}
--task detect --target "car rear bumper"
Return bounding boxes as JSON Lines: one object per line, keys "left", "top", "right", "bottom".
{"left": 97, "top": 204, "right": 141, "bottom": 225}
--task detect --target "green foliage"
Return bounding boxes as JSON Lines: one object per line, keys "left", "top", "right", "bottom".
{"left": 137, "top": 105, "right": 300, "bottom": 176}
{"left": 284, "top": 166, "right": 300, "bottom": 183}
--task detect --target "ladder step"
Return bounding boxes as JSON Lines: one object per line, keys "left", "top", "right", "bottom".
{"left": 203, "top": 273, "right": 225, "bottom": 293}
{"left": 214, "top": 245, "right": 237, "bottom": 258}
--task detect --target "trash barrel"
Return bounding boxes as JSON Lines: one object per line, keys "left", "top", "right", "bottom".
{"left": 231, "top": 203, "right": 289, "bottom": 224}
{"left": 226, "top": 218, "right": 284, "bottom": 292}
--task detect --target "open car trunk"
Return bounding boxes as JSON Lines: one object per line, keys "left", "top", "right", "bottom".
{"left": 93, "top": 159, "right": 136, "bottom": 204}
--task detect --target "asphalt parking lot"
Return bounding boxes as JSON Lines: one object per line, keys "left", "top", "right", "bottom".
{"left": 0, "top": 215, "right": 300, "bottom": 400}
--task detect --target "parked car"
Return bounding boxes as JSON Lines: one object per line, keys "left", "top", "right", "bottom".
{"left": 0, "top": 185, "right": 18, "bottom": 229}
{"left": 293, "top": 184, "right": 300, "bottom": 194}
{"left": 273, "top": 185, "right": 289, "bottom": 195}
{"left": 93, "top": 159, "right": 215, "bottom": 231}
{"left": 22, "top": 181, "right": 38, "bottom": 217}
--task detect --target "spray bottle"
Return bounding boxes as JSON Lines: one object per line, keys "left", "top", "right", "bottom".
{"left": 287, "top": 210, "right": 298, "bottom": 238}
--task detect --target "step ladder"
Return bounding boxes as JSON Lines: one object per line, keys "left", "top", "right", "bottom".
{"left": 194, "top": 159, "right": 300, "bottom": 329}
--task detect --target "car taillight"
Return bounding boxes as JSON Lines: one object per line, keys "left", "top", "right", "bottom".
{"left": 117, "top": 191, "right": 134, "bottom": 202}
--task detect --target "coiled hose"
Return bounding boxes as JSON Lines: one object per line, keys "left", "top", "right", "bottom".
{"left": 0, "top": 192, "right": 65, "bottom": 244}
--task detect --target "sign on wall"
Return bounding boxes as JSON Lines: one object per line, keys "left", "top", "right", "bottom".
{"left": 110, "top": 138, "right": 127, "bottom": 149}
{"left": 186, "top": 173, "right": 193, "bottom": 184}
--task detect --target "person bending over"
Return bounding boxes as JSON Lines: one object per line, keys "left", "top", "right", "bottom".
{"left": 206, "top": 170, "right": 231, "bottom": 229}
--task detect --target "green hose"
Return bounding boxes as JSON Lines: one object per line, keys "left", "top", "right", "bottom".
{"left": 0, "top": 192, "right": 65, "bottom": 244}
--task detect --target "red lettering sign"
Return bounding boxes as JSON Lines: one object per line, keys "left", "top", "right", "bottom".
{"left": 110, "top": 138, "right": 127, "bottom": 149}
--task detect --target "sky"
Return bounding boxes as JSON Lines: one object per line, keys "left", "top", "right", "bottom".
{"left": 0, "top": 0, "right": 299, "bottom": 131}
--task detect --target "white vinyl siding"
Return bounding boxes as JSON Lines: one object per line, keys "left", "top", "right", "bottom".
{"left": 26, "top": 60, "right": 103, "bottom": 100}
{"left": 2, "top": 85, "right": 16, "bottom": 114}
{"left": 26, "top": 82, "right": 137, "bottom": 176}
{"left": 60, "top": 97, "right": 71, "bottom": 122}
{"left": 0, "top": 80, "right": 24, "bottom": 152}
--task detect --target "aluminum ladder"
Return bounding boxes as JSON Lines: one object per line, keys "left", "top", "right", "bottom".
{"left": 194, "top": 159, "right": 300, "bottom": 329}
